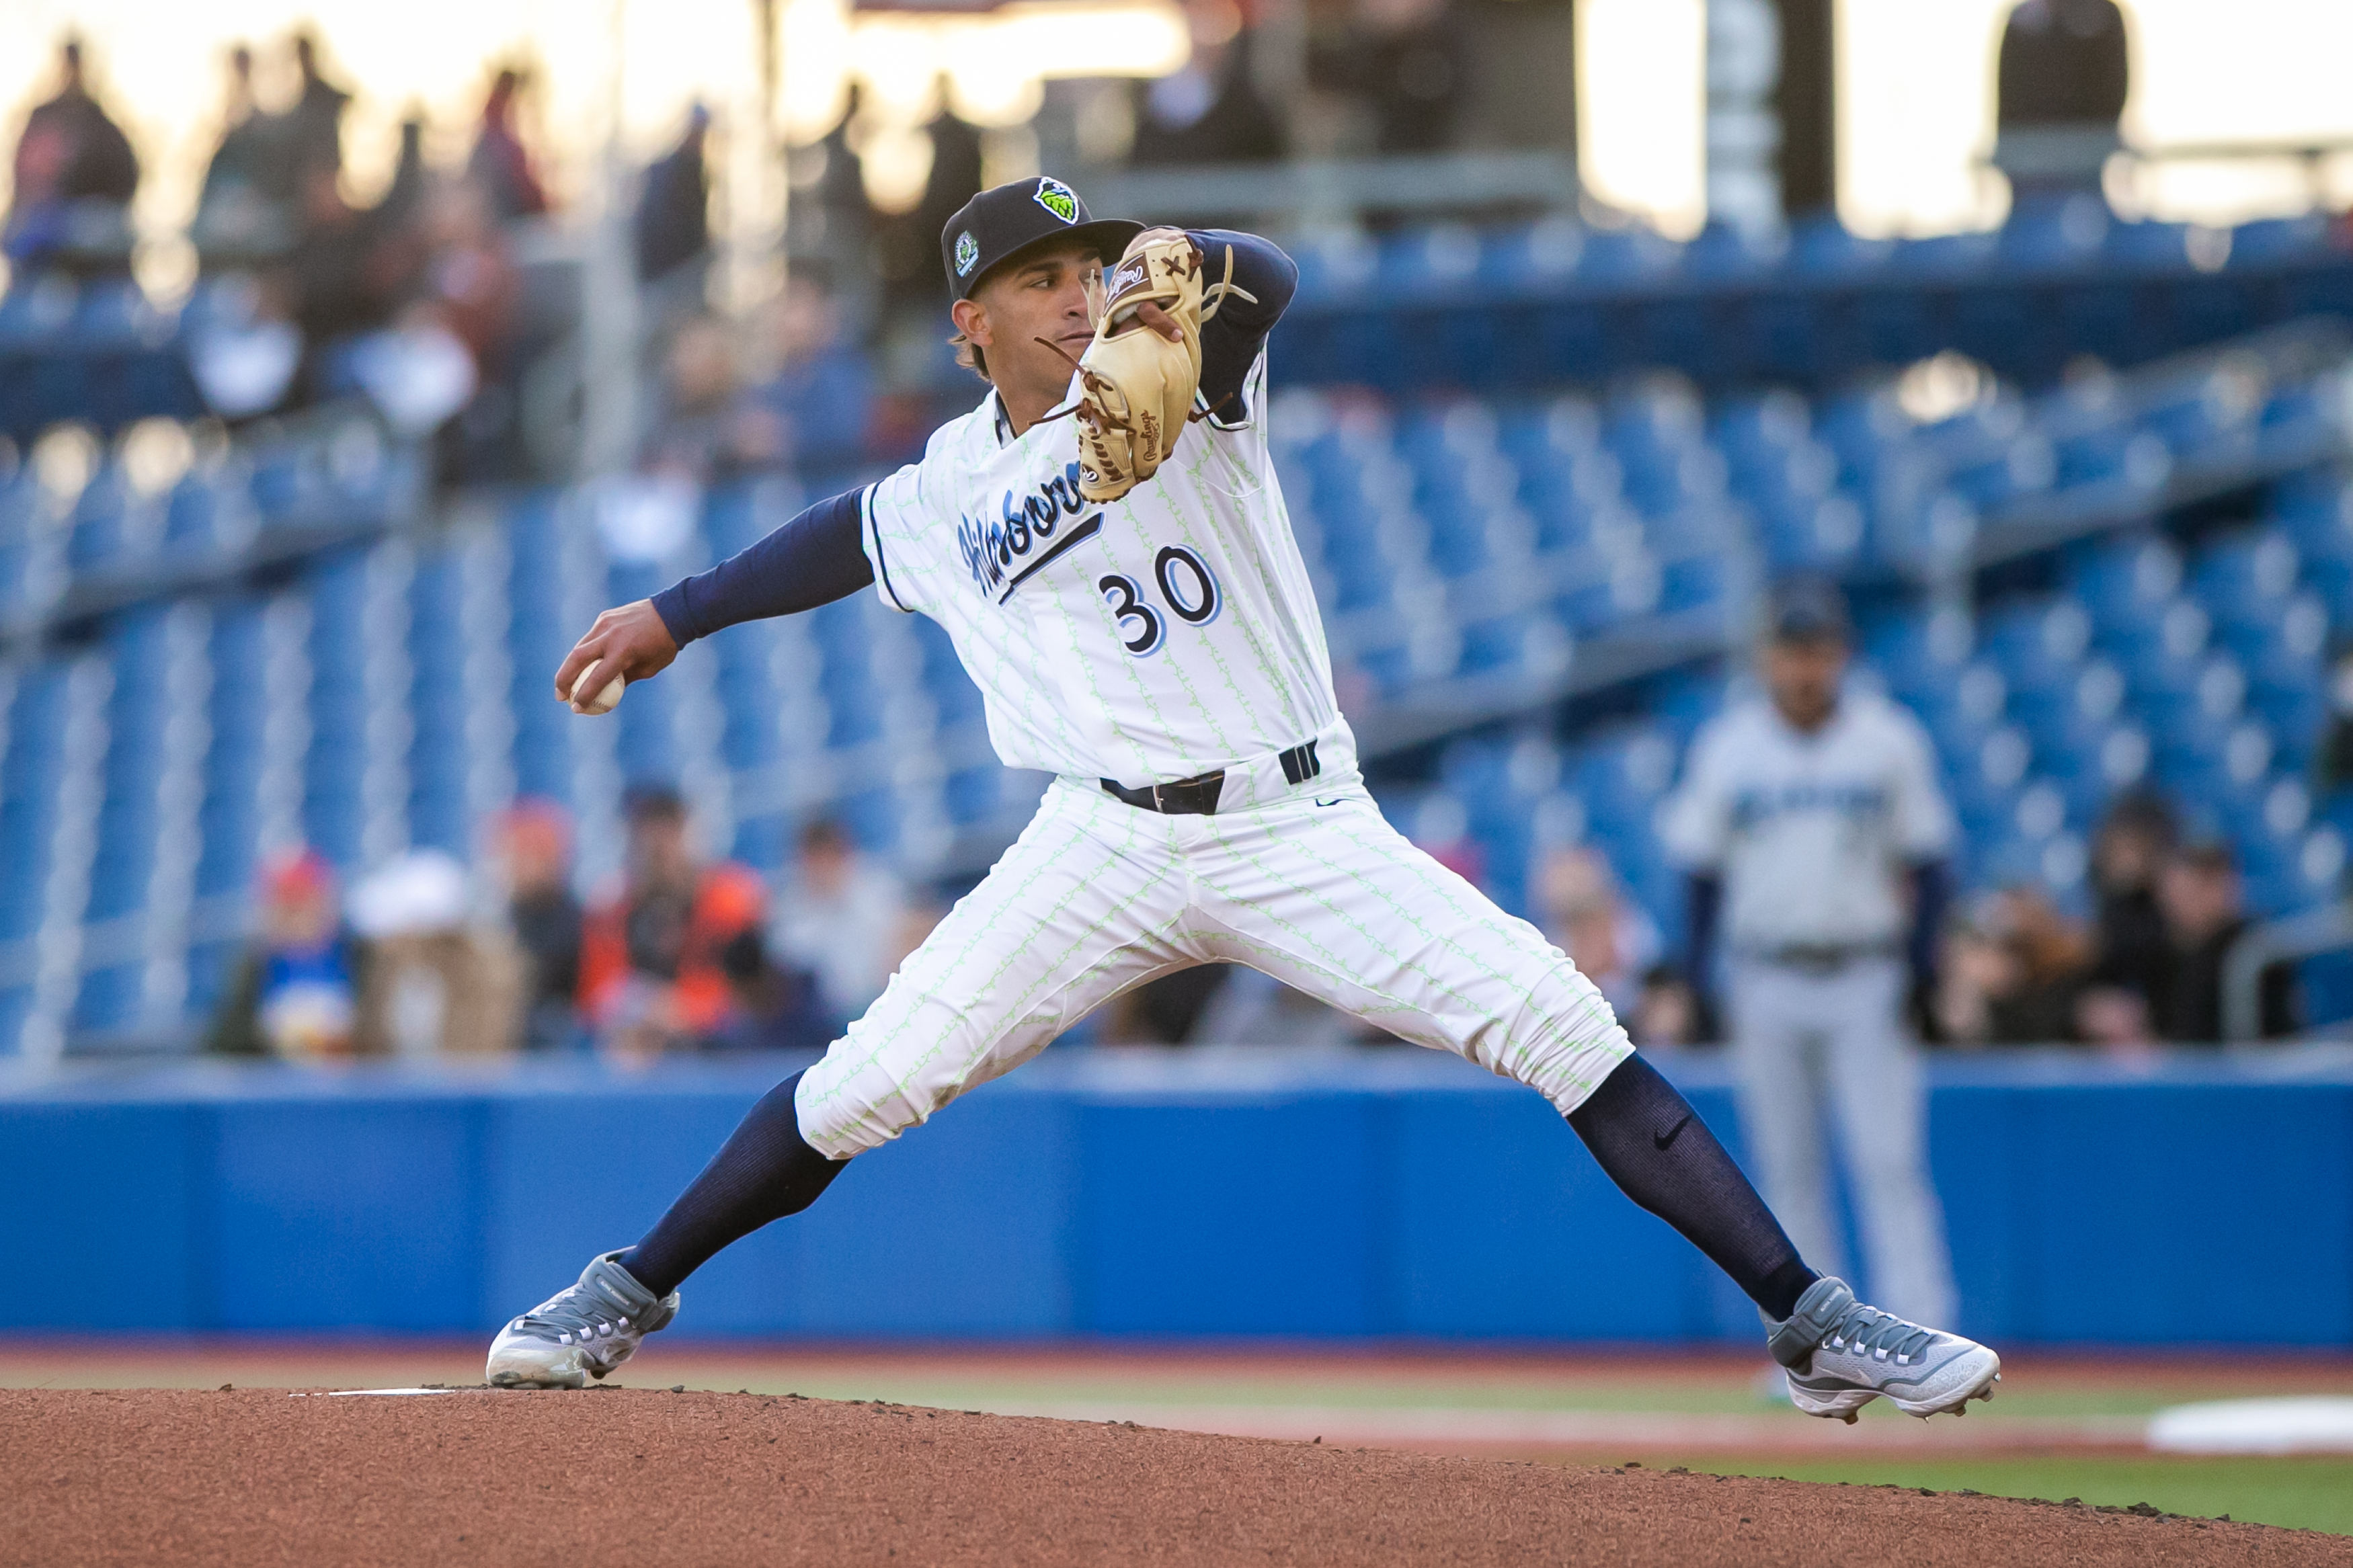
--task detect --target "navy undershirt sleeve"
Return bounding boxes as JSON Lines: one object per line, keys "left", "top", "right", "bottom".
{"left": 649, "top": 487, "right": 875, "bottom": 647}
{"left": 1683, "top": 871, "right": 1723, "bottom": 994}
{"left": 1185, "top": 229, "right": 1298, "bottom": 423}
{"left": 1906, "top": 858, "right": 1951, "bottom": 989}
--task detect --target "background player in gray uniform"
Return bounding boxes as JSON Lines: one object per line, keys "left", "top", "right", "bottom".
{"left": 1663, "top": 581, "right": 1959, "bottom": 1327}
{"left": 485, "top": 179, "right": 1997, "bottom": 1424}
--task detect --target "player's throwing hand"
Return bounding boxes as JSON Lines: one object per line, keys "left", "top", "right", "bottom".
{"left": 555, "top": 599, "right": 679, "bottom": 714}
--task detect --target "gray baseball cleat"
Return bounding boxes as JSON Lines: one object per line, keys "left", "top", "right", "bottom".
{"left": 486, "top": 1251, "right": 679, "bottom": 1389}
{"left": 1765, "top": 1276, "right": 2000, "bottom": 1422}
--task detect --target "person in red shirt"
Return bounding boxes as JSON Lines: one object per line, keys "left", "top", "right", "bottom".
{"left": 579, "top": 786, "right": 765, "bottom": 1061}
{"left": 466, "top": 67, "right": 549, "bottom": 223}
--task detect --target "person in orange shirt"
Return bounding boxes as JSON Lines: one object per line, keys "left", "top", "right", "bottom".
{"left": 579, "top": 786, "right": 766, "bottom": 1061}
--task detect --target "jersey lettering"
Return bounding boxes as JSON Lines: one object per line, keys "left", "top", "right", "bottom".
{"left": 955, "top": 463, "right": 1090, "bottom": 599}
{"left": 1154, "top": 546, "right": 1222, "bottom": 626}
{"left": 1099, "top": 573, "right": 1165, "bottom": 655}
{"left": 1729, "top": 781, "right": 1888, "bottom": 831}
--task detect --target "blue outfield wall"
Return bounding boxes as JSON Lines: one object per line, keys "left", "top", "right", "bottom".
{"left": 2, "top": 1046, "right": 2349, "bottom": 1346}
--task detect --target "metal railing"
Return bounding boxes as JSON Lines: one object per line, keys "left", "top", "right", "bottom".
{"left": 2223, "top": 901, "right": 2353, "bottom": 1042}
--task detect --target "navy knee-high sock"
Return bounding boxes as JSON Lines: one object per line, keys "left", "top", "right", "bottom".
{"left": 619, "top": 1071, "right": 848, "bottom": 1298}
{"left": 1566, "top": 1053, "right": 1818, "bottom": 1321}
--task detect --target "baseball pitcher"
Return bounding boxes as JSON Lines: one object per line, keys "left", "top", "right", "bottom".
{"left": 1661, "top": 581, "right": 1960, "bottom": 1328}
{"left": 487, "top": 178, "right": 1997, "bottom": 1422}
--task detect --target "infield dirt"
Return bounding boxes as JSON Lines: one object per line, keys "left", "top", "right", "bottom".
{"left": 3, "top": 1388, "right": 2343, "bottom": 1567}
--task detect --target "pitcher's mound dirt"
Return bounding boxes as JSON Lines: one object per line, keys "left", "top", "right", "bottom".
{"left": 1, "top": 1389, "right": 2338, "bottom": 1567}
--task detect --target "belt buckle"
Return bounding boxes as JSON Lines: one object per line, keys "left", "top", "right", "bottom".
{"left": 1150, "top": 782, "right": 1171, "bottom": 814}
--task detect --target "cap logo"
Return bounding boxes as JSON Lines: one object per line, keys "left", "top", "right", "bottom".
{"left": 954, "top": 231, "right": 980, "bottom": 277}
{"left": 1034, "top": 177, "right": 1079, "bottom": 224}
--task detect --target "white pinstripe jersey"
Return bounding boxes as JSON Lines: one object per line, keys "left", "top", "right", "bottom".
{"left": 860, "top": 352, "right": 1342, "bottom": 786}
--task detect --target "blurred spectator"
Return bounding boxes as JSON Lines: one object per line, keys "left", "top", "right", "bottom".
{"left": 1532, "top": 843, "right": 1699, "bottom": 1045}
{"left": 1536, "top": 845, "right": 1658, "bottom": 1014}
{"left": 728, "top": 274, "right": 876, "bottom": 474}
{"left": 788, "top": 88, "right": 877, "bottom": 325}
{"left": 1936, "top": 886, "right": 2091, "bottom": 1045}
{"left": 2087, "top": 792, "right": 2175, "bottom": 995}
{"left": 2073, "top": 791, "right": 2175, "bottom": 1041}
{"left": 1997, "top": 0, "right": 2129, "bottom": 133}
{"left": 1627, "top": 968, "right": 1700, "bottom": 1046}
{"left": 4, "top": 37, "right": 139, "bottom": 274}
{"left": 1310, "top": 0, "right": 1467, "bottom": 156}
{"left": 2075, "top": 983, "right": 2151, "bottom": 1050}
{"left": 641, "top": 315, "right": 743, "bottom": 481}
{"left": 2310, "top": 645, "right": 2353, "bottom": 796}
{"left": 770, "top": 817, "right": 908, "bottom": 1022}
{"left": 282, "top": 32, "right": 352, "bottom": 199}
{"left": 495, "top": 800, "right": 585, "bottom": 1051}
{"left": 207, "top": 849, "right": 368, "bottom": 1059}
{"left": 580, "top": 786, "right": 768, "bottom": 1060}
{"left": 278, "top": 160, "right": 430, "bottom": 407}
{"left": 636, "top": 104, "right": 711, "bottom": 286}
{"left": 2147, "top": 840, "right": 2295, "bottom": 1042}
{"left": 348, "top": 849, "right": 520, "bottom": 1056}
{"left": 376, "top": 116, "right": 431, "bottom": 239}
{"left": 1993, "top": 0, "right": 2130, "bottom": 196}
{"left": 467, "top": 68, "right": 549, "bottom": 223}
{"left": 193, "top": 44, "right": 293, "bottom": 265}
{"left": 282, "top": 162, "right": 378, "bottom": 341}
{"left": 1188, "top": 964, "right": 1363, "bottom": 1046}
{"left": 715, "top": 930, "right": 841, "bottom": 1052}
{"left": 1993, "top": 886, "right": 2091, "bottom": 1042}
{"left": 415, "top": 178, "right": 519, "bottom": 372}
{"left": 399, "top": 175, "right": 520, "bottom": 472}
{"left": 876, "top": 85, "right": 985, "bottom": 317}
{"left": 1103, "top": 967, "right": 1232, "bottom": 1044}
{"left": 1131, "top": 0, "right": 1285, "bottom": 166}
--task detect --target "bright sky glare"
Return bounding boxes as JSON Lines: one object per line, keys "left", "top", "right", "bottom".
{"left": 5, "top": 0, "right": 2352, "bottom": 251}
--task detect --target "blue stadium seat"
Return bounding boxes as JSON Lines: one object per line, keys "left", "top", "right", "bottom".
{"left": 1572, "top": 226, "right": 1683, "bottom": 288}
{"left": 1376, "top": 224, "right": 1484, "bottom": 298}
{"left": 1999, "top": 195, "right": 2110, "bottom": 270}
{"left": 2100, "top": 219, "right": 2194, "bottom": 271}
{"left": 1289, "top": 232, "right": 1377, "bottom": 301}
{"left": 2227, "top": 213, "right": 2327, "bottom": 266}
{"left": 1475, "top": 218, "right": 1587, "bottom": 292}
{"left": 1784, "top": 214, "right": 1892, "bottom": 278}
{"left": 1682, "top": 220, "right": 1782, "bottom": 282}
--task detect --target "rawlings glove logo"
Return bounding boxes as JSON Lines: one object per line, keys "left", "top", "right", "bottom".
{"left": 1034, "top": 177, "right": 1079, "bottom": 224}
{"left": 1105, "top": 256, "right": 1150, "bottom": 309}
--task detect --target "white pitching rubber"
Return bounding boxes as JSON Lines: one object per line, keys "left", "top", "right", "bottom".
{"left": 571, "top": 669, "right": 626, "bottom": 714}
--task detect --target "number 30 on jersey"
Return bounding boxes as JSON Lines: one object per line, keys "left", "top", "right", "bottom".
{"left": 1099, "top": 546, "right": 1221, "bottom": 657}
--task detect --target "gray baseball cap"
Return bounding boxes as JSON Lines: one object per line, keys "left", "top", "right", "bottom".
{"left": 1767, "top": 579, "right": 1851, "bottom": 643}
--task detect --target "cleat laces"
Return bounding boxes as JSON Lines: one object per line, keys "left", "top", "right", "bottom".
{"left": 513, "top": 1278, "right": 639, "bottom": 1348}
{"left": 1821, "top": 1301, "right": 1938, "bottom": 1364}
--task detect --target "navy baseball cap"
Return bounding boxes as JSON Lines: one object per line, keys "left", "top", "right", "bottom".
{"left": 1767, "top": 579, "right": 1851, "bottom": 643}
{"left": 940, "top": 176, "right": 1143, "bottom": 303}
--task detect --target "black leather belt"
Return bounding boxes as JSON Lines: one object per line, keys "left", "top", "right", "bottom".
{"left": 1102, "top": 740, "right": 1321, "bottom": 817}
{"left": 1748, "top": 942, "right": 1897, "bottom": 975}
{"left": 1102, "top": 771, "right": 1226, "bottom": 815}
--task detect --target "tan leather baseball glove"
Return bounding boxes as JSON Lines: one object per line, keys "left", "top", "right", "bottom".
{"left": 1052, "top": 229, "right": 1254, "bottom": 504}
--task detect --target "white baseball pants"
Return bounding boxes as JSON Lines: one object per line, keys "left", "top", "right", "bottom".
{"left": 1726, "top": 955, "right": 1958, "bottom": 1327}
{"left": 795, "top": 773, "right": 1634, "bottom": 1157}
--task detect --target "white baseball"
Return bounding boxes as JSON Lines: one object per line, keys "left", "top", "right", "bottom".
{"left": 571, "top": 668, "right": 626, "bottom": 715}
